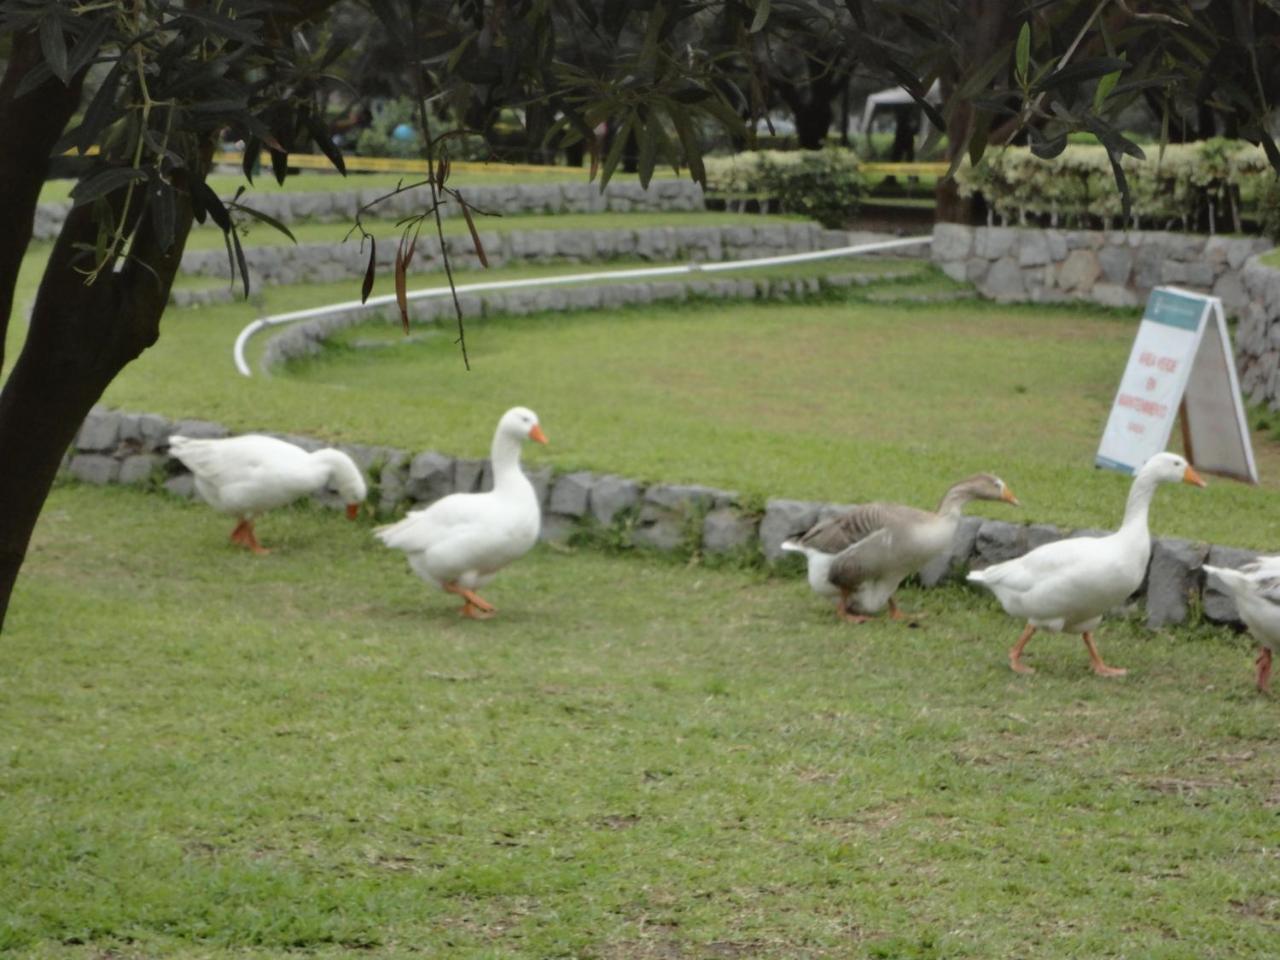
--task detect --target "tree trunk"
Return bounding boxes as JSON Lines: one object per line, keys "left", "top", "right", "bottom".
{"left": 0, "top": 30, "right": 85, "bottom": 373}
{"left": 935, "top": 1, "right": 1015, "bottom": 224}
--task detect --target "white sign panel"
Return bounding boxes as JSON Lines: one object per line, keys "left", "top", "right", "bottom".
{"left": 1096, "top": 287, "right": 1257, "bottom": 483}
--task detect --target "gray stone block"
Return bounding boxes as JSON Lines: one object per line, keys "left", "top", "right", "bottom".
{"left": 549, "top": 471, "right": 594, "bottom": 517}
{"left": 1202, "top": 545, "right": 1261, "bottom": 625}
{"left": 452, "top": 458, "right": 487, "bottom": 495}
{"left": 1146, "top": 537, "right": 1210, "bottom": 629}
{"left": 170, "top": 418, "right": 229, "bottom": 441}
{"left": 69, "top": 454, "right": 120, "bottom": 485}
{"left": 539, "top": 513, "right": 577, "bottom": 543}
{"left": 760, "top": 498, "right": 823, "bottom": 562}
{"left": 632, "top": 516, "right": 688, "bottom": 551}
{"left": 931, "top": 223, "right": 972, "bottom": 261}
{"left": 702, "top": 508, "right": 757, "bottom": 554}
{"left": 1058, "top": 249, "right": 1102, "bottom": 292}
{"left": 118, "top": 454, "right": 164, "bottom": 485}
{"left": 590, "top": 475, "right": 642, "bottom": 525}
{"left": 164, "top": 474, "right": 195, "bottom": 498}
{"left": 974, "top": 519, "right": 1028, "bottom": 566}
{"left": 1026, "top": 523, "right": 1063, "bottom": 551}
{"left": 77, "top": 408, "right": 121, "bottom": 452}
{"left": 524, "top": 465, "right": 554, "bottom": 507}
{"left": 984, "top": 257, "right": 1024, "bottom": 301}
{"left": 1017, "top": 231, "right": 1050, "bottom": 267}
{"left": 377, "top": 454, "right": 410, "bottom": 513}
{"left": 406, "top": 450, "right": 454, "bottom": 504}
{"left": 1096, "top": 246, "right": 1133, "bottom": 285}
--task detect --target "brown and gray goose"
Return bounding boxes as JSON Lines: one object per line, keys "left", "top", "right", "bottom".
{"left": 782, "top": 474, "right": 1018, "bottom": 623}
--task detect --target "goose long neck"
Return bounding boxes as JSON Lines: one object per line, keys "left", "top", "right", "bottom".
{"left": 936, "top": 484, "right": 974, "bottom": 518}
{"left": 312, "top": 449, "right": 354, "bottom": 488}
{"left": 490, "top": 430, "right": 525, "bottom": 489}
{"left": 1120, "top": 470, "right": 1159, "bottom": 534}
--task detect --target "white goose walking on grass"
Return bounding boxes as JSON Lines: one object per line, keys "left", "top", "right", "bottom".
{"left": 168, "top": 434, "right": 367, "bottom": 554}
{"left": 375, "top": 407, "right": 548, "bottom": 619}
{"left": 1201, "top": 556, "right": 1280, "bottom": 692}
{"left": 782, "top": 473, "right": 1019, "bottom": 623}
{"left": 968, "top": 452, "right": 1205, "bottom": 677}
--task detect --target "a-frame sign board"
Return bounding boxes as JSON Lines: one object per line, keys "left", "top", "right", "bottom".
{"left": 1096, "top": 286, "right": 1258, "bottom": 484}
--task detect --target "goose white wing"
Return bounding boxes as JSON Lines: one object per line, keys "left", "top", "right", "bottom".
{"left": 970, "top": 535, "right": 1142, "bottom": 629}
{"left": 169, "top": 435, "right": 313, "bottom": 513}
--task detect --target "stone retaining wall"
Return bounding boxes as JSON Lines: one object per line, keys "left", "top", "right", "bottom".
{"left": 1236, "top": 255, "right": 1280, "bottom": 410}
{"left": 178, "top": 223, "right": 877, "bottom": 290}
{"left": 34, "top": 180, "right": 707, "bottom": 241}
{"left": 931, "top": 224, "right": 1271, "bottom": 314}
{"left": 259, "top": 268, "right": 922, "bottom": 373}
{"left": 66, "top": 405, "right": 1257, "bottom": 629}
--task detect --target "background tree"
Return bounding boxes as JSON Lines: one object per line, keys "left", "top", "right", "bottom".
{"left": 5, "top": 0, "right": 1280, "bottom": 629}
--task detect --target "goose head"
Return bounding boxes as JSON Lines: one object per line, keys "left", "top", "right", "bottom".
{"left": 1138, "top": 452, "right": 1206, "bottom": 488}
{"left": 324, "top": 451, "right": 369, "bottom": 519}
{"left": 939, "top": 473, "right": 1019, "bottom": 513}
{"left": 499, "top": 406, "right": 549, "bottom": 446}
{"left": 964, "top": 473, "right": 1020, "bottom": 506}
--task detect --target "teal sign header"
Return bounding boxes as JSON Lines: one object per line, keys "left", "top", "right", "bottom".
{"left": 1144, "top": 288, "right": 1206, "bottom": 332}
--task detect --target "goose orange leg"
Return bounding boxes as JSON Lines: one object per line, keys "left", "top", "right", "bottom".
{"left": 444, "top": 582, "right": 496, "bottom": 619}
{"left": 836, "top": 590, "right": 872, "bottom": 624}
{"left": 1009, "top": 623, "right": 1036, "bottom": 674}
{"left": 1255, "top": 647, "right": 1273, "bottom": 693}
{"left": 888, "top": 597, "right": 924, "bottom": 621}
{"left": 229, "top": 519, "right": 250, "bottom": 547}
{"left": 1082, "top": 631, "right": 1126, "bottom": 677}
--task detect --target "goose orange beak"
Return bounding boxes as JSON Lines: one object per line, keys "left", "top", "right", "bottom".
{"left": 1183, "top": 465, "right": 1207, "bottom": 488}
{"left": 346, "top": 503, "right": 360, "bottom": 520}
{"left": 529, "top": 424, "right": 549, "bottom": 445}
{"left": 1002, "top": 486, "right": 1021, "bottom": 506}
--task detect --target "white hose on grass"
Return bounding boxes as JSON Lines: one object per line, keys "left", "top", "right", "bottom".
{"left": 232, "top": 235, "right": 933, "bottom": 377}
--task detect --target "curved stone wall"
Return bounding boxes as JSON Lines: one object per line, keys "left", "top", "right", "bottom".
{"left": 932, "top": 224, "right": 1270, "bottom": 314}
{"left": 34, "top": 180, "right": 707, "bottom": 241}
{"left": 66, "top": 404, "right": 1259, "bottom": 631}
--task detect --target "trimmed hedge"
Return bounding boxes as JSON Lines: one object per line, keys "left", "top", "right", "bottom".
{"left": 704, "top": 149, "right": 865, "bottom": 228}
{"left": 957, "top": 140, "right": 1280, "bottom": 237}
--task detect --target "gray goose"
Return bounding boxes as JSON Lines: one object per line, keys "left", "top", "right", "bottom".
{"left": 782, "top": 474, "right": 1018, "bottom": 623}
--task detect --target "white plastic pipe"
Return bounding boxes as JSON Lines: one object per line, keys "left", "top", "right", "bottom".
{"left": 232, "top": 235, "right": 933, "bottom": 376}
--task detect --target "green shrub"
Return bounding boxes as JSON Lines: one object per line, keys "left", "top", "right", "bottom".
{"left": 957, "top": 140, "right": 1274, "bottom": 235}
{"left": 759, "top": 149, "right": 864, "bottom": 227}
{"left": 704, "top": 149, "right": 864, "bottom": 227}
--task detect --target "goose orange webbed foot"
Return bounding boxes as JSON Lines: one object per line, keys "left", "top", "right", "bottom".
{"left": 1083, "top": 631, "right": 1126, "bottom": 677}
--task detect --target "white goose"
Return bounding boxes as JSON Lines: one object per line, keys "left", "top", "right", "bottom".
{"left": 1201, "top": 556, "right": 1280, "bottom": 693}
{"left": 782, "top": 474, "right": 1019, "bottom": 622}
{"left": 968, "top": 452, "right": 1205, "bottom": 677}
{"left": 375, "top": 406, "right": 548, "bottom": 619}
{"left": 168, "top": 434, "right": 368, "bottom": 554}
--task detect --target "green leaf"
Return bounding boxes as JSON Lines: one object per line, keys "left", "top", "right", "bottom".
{"left": 1015, "top": 21, "right": 1030, "bottom": 87}
{"left": 70, "top": 167, "right": 147, "bottom": 208}
{"left": 306, "top": 114, "right": 347, "bottom": 176}
{"left": 637, "top": 122, "right": 657, "bottom": 189}
{"left": 1032, "top": 57, "right": 1130, "bottom": 95}
{"left": 361, "top": 237, "right": 376, "bottom": 304}
{"left": 599, "top": 117, "right": 632, "bottom": 189}
{"left": 1093, "top": 67, "right": 1122, "bottom": 113}
{"left": 670, "top": 111, "right": 705, "bottom": 188}
{"left": 231, "top": 230, "right": 250, "bottom": 299}
{"left": 749, "top": 0, "right": 771, "bottom": 33}
{"left": 227, "top": 201, "right": 297, "bottom": 244}
{"left": 39, "top": 14, "right": 69, "bottom": 84}
{"left": 194, "top": 181, "right": 231, "bottom": 232}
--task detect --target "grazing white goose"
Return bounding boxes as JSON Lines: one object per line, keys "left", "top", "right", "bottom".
{"left": 782, "top": 474, "right": 1019, "bottom": 623}
{"left": 968, "top": 452, "right": 1205, "bottom": 677}
{"left": 1201, "top": 557, "right": 1280, "bottom": 692}
{"left": 375, "top": 406, "right": 548, "bottom": 619}
{"left": 168, "top": 434, "right": 367, "bottom": 554}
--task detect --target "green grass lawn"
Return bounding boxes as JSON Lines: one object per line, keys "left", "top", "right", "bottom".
{"left": 3, "top": 482, "right": 1277, "bottom": 959}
